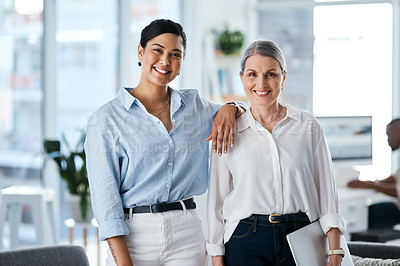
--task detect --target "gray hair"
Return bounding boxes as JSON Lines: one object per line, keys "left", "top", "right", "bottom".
{"left": 240, "top": 40, "right": 287, "bottom": 74}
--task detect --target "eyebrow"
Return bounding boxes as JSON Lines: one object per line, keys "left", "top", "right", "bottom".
{"left": 246, "top": 68, "right": 278, "bottom": 72}
{"left": 151, "top": 43, "right": 183, "bottom": 53}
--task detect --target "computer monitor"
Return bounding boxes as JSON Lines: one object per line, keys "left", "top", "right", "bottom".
{"left": 316, "top": 116, "right": 372, "bottom": 165}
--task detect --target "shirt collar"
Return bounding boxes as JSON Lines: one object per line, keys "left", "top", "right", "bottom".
{"left": 286, "top": 104, "right": 302, "bottom": 122}
{"left": 117, "top": 87, "right": 136, "bottom": 110}
{"left": 117, "top": 87, "right": 185, "bottom": 111}
{"left": 237, "top": 104, "right": 302, "bottom": 132}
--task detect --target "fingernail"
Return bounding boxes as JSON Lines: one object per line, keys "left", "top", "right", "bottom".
{"left": 224, "top": 149, "right": 227, "bottom": 154}
{"left": 213, "top": 149, "right": 217, "bottom": 153}
{"left": 231, "top": 143, "right": 233, "bottom": 147}
{"left": 218, "top": 152, "right": 222, "bottom": 156}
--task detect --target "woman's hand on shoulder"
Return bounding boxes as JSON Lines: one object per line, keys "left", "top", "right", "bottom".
{"left": 212, "top": 255, "right": 225, "bottom": 266}
{"left": 206, "top": 104, "right": 237, "bottom": 156}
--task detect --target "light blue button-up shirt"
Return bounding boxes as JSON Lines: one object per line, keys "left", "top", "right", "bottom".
{"left": 84, "top": 87, "right": 221, "bottom": 240}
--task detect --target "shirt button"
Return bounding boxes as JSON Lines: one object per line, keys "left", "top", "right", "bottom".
{"left": 166, "top": 184, "right": 170, "bottom": 188}
{"left": 172, "top": 119, "right": 176, "bottom": 123}
{"left": 169, "top": 140, "right": 173, "bottom": 144}
{"left": 168, "top": 162, "right": 173, "bottom": 166}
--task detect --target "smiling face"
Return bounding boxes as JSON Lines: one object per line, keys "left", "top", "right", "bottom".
{"left": 138, "top": 33, "right": 184, "bottom": 88}
{"left": 240, "top": 54, "right": 286, "bottom": 108}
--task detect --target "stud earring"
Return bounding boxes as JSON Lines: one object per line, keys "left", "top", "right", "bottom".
{"left": 281, "top": 87, "right": 284, "bottom": 90}
{"left": 138, "top": 61, "right": 142, "bottom": 67}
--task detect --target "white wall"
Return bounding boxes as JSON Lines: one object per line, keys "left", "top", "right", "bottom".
{"left": 182, "top": 0, "right": 254, "bottom": 94}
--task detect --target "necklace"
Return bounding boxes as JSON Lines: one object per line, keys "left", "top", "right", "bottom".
{"left": 261, "top": 106, "right": 282, "bottom": 129}
{"left": 131, "top": 90, "right": 170, "bottom": 112}
{"left": 148, "top": 99, "right": 170, "bottom": 118}
{"left": 146, "top": 96, "right": 170, "bottom": 111}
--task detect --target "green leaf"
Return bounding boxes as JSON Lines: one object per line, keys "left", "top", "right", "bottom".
{"left": 79, "top": 194, "right": 89, "bottom": 221}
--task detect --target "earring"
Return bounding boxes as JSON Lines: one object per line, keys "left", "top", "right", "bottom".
{"left": 281, "top": 87, "right": 284, "bottom": 90}
{"left": 138, "top": 61, "right": 142, "bottom": 67}
{"left": 178, "top": 73, "right": 180, "bottom": 76}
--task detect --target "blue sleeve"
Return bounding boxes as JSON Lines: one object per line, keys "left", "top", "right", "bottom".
{"left": 84, "top": 111, "right": 129, "bottom": 241}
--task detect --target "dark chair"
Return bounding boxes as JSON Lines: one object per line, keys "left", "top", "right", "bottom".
{"left": 348, "top": 241, "right": 400, "bottom": 259}
{"left": 351, "top": 201, "right": 400, "bottom": 242}
{"left": 0, "top": 244, "right": 90, "bottom": 266}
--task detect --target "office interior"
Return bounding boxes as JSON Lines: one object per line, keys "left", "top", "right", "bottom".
{"left": 0, "top": 0, "right": 399, "bottom": 264}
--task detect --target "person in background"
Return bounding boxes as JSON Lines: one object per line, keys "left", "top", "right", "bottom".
{"left": 207, "top": 40, "right": 347, "bottom": 266}
{"left": 347, "top": 118, "right": 400, "bottom": 228}
{"left": 85, "top": 19, "right": 243, "bottom": 266}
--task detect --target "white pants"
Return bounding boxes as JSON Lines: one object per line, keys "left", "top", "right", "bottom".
{"left": 105, "top": 208, "right": 207, "bottom": 266}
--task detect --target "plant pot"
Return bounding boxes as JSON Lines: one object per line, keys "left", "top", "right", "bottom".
{"left": 65, "top": 193, "right": 94, "bottom": 223}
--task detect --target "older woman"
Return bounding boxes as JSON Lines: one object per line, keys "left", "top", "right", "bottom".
{"left": 207, "top": 40, "right": 347, "bottom": 266}
{"left": 85, "top": 19, "right": 242, "bottom": 266}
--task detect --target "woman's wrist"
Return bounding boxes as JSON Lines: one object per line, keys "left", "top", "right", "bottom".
{"left": 328, "top": 248, "right": 345, "bottom": 257}
{"left": 225, "top": 101, "right": 245, "bottom": 118}
{"left": 225, "top": 102, "right": 240, "bottom": 115}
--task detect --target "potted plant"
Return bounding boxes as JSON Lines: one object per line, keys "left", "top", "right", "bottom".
{"left": 214, "top": 25, "right": 245, "bottom": 56}
{"left": 44, "top": 130, "right": 92, "bottom": 222}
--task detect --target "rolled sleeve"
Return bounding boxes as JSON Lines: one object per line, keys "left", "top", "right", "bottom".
{"left": 319, "top": 213, "right": 348, "bottom": 235}
{"left": 99, "top": 218, "right": 129, "bottom": 241}
{"left": 206, "top": 241, "right": 225, "bottom": 256}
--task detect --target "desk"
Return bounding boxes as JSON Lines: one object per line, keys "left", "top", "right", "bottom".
{"left": 0, "top": 185, "right": 57, "bottom": 249}
{"left": 337, "top": 188, "right": 375, "bottom": 239}
{"left": 64, "top": 218, "right": 100, "bottom": 266}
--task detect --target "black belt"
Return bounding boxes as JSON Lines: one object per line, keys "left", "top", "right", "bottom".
{"left": 245, "top": 213, "right": 310, "bottom": 224}
{"left": 124, "top": 198, "right": 196, "bottom": 214}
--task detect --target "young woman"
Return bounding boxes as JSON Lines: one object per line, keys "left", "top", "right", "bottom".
{"left": 85, "top": 19, "right": 241, "bottom": 266}
{"left": 207, "top": 40, "right": 347, "bottom": 266}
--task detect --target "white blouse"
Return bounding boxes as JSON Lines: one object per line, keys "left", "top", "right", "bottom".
{"left": 206, "top": 104, "right": 347, "bottom": 256}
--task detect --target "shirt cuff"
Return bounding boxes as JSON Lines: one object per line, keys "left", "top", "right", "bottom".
{"left": 237, "top": 101, "right": 248, "bottom": 111}
{"left": 319, "top": 213, "right": 348, "bottom": 235}
{"left": 206, "top": 241, "right": 225, "bottom": 256}
{"left": 98, "top": 218, "right": 129, "bottom": 241}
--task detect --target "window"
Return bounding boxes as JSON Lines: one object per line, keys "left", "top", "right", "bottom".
{"left": 56, "top": 1, "right": 118, "bottom": 134}
{"left": 0, "top": 0, "right": 43, "bottom": 186}
{"left": 313, "top": 3, "right": 393, "bottom": 179}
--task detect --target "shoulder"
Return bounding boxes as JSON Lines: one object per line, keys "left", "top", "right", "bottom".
{"left": 87, "top": 98, "right": 120, "bottom": 125}
{"left": 174, "top": 88, "right": 200, "bottom": 99}
{"left": 285, "top": 104, "right": 322, "bottom": 134}
{"left": 286, "top": 105, "right": 318, "bottom": 123}
{"left": 174, "top": 88, "right": 220, "bottom": 110}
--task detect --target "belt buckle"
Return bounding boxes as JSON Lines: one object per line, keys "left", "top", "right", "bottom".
{"left": 269, "top": 214, "right": 281, "bottom": 224}
{"left": 149, "top": 203, "right": 156, "bottom": 213}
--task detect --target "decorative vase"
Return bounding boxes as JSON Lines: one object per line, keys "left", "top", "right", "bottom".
{"left": 65, "top": 193, "right": 94, "bottom": 223}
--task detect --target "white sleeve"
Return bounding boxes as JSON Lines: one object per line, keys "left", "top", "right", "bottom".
{"left": 206, "top": 152, "right": 232, "bottom": 256}
{"left": 313, "top": 125, "right": 348, "bottom": 235}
